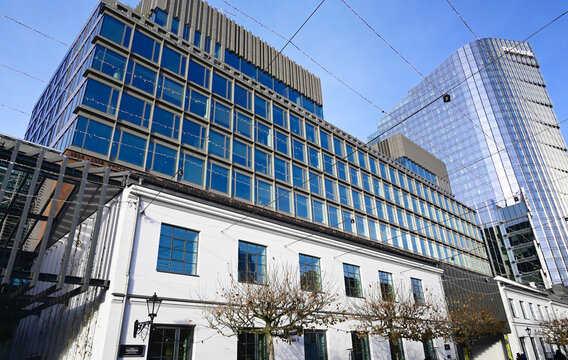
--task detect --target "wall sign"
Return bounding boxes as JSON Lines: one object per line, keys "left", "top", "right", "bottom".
{"left": 118, "top": 345, "right": 146, "bottom": 357}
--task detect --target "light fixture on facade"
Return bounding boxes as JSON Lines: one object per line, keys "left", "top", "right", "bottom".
{"left": 133, "top": 293, "right": 162, "bottom": 338}
{"left": 525, "top": 327, "right": 532, "bottom": 337}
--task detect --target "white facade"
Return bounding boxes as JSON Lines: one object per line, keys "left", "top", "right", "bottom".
{"left": 9, "top": 184, "right": 456, "bottom": 360}
{"left": 496, "top": 276, "right": 568, "bottom": 360}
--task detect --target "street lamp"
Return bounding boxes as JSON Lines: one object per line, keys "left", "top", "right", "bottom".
{"left": 134, "top": 293, "right": 162, "bottom": 338}
{"left": 525, "top": 327, "right": 541, "bottom": 360}
{"left": 525, "top": 327, "right": 532, "bottom": 337}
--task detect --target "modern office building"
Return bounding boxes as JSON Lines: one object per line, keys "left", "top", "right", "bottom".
{"left": 370, "top": 38, "right": 568, "bottom": 286}
{"left": 22, "top": 0, "right": 490, "bottom": 275}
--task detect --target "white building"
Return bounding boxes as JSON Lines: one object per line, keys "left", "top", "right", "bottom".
{"left": 496, "top": 276, "right": 568, "bottom": 360}
{"left": 9, "top": 180, "right": 457, "bottom": 360}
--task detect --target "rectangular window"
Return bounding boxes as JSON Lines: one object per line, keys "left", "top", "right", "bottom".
{"left": 132, "top": 30, "right": 160, "bottom": 62}
{"left": 357, "top": 152, "right": 367, "bottom": 170}
{"left": 234, "top": 84, "right": 251, "bottom": 110}
{"left": 312, "top": 200, "right": 326, "bottom": 224}
{"left": 83, "top": 79, "right": 118, "bottom": 115}
{"left": 237, "top": 332, "right": 266, "bottom": 360}
{"left": 208, "top": 130, "right": 229, "bottom": 159}
{"left": 127, "top": 61, "right": 156, "bottom": 94}
{"left": 333, "top": 137, "right": 343, "bottom": 157}
{"left": 256, "top": 122, "right": 272, "bottom": 147}
{"left": 256, "top": 180, "right": 273, "bottom": 207}
{"left": 207, "top": 162, "right": 229, "bottom": 193}
{"left": 254, "top": 149, "right": 272, "bottom": 175}
{"left": 152, "top": 8, "right": 167, "bottom": 27}
{"left": 232, "top": 139, "right": 251, "bottom": 167}
{"left": 149, "top": 326, "right": 193, "bottom": 360}
{"left": 323, "top": 155, "right": 334, "bottom": 175}
{"left": 299, "top": 254, "right": 322, "bottom": 292}
{"left": 337, "top": 162, "right": 347, "bottom": 181}
{"left": 210, "top": 101, "right": 231, "bottom": 128}
{"left": 186, "top": 89, "right": 208, "bottom": 118}
{"left": 100, "top": 15, "right": 131, "bottom": 47}
{"left": 234, "top": 112, "right": 252, "bottom": 138}
{"left": 152, "top": 106, "right": 180, "bottom": 139}
{"left": 293, "top": 140, "right": 305, "bottom": 162}
{"left": 290, "top": 114, "right": 303, "bottom": 136}
{"left": 338, "top": 184, "right": 350, "bottom": 206}
{"left": 273, "top": 105, "right": 287, "bottom": 128}
{"left": 277, "top": 187, "right": 291, "bottom": 213}
{"left": 508, "top": 299, "right": 518, "bottom": 318}
{"left": 274, "top": 158, "right": 290, "bottom": 182}
{"left": 118, "top": 92, "right": 150, "bottom": 127}
{"left": 212, "top": 72, "right": 232, "bottom": 99}
{"left": 364, "top": 195, "right": 374, "bottom": 215}
{"left": 238, "top": 241, "right": 266, "bottom": 284}
{"left": 295, "top": 193, "right": 310, "bottom": 219}
{"left": 305, "top": 123, "right": 317, "bottom": 143}
{"left": 73, "top": 117, "right": 112, "bottom": 156}
{"left": 161, "top": 46, "right": 186, "bottom": 76}
{"left": 351, "top": 332, "right": 371, "bottom": 360}
{"left": 356, "top": 216, "right": 366, "bottom": 237}
{"left": 193, "top": 30, "right": 201, "bottom": 47}
{"left": 92, "top": 45, "right": 126, "bottom": 80}
{"left": 379, "top": 271, "right": 394, "bottom": 301}
{"left": 181, "top": 154, "right": 204, "bottom": 186}
{"left": 343, "top": 263, "right": 362, "bottom": 297}
{"left": 254, "top": 95, "right": 270, "bottom": 119}
{"left": 182, "top": 119, "right": 205, "bottom": 149}
{"left": 520, "top": 301, "right": 529, "bottom": 319}
{"left": 232, "top": 172, "right": 252, "bottom": 201}
{"left": 352, "top": 190, "right": 362, "bottom": 211}
{"left": 188, "top": 60, "right": 210, "bottom": 88}
{"left": 324, "top": 179, "right": 336, "bottom": 201}
{"left": 110, "top": 129, "right": 146, "bottom": 167}
{"left": 275, "top": 131, "right": 289, "bottom": 155}
{"left": 292, "top": 165, "right": 307, "bottom": 189}
{"left": 320, "top": 130, "right": 330, "bottom": 151}
{"left": 147, "top": 142, "right": 177, "bottom": 175}
{"left": 309, "top": 172, "right": 322, "bottom": 195}
{"left": 157, "top": 223, "right": 198, "bottom": 275}
{"left": 328, "top": 205, "right": 340, "bottom": 228}
{"left": 157, "top": 75, "right": 183, "bottom": 106}
{"left": 346, "top": 144, "right": 356, "bottom": 164}
{"left": 361, "top": 173, "right": 371, "bottom": 192}
{"left": 304, "top": 331, "right": 327, "bottom": 360}
{"left": 411, "top": 278, "right": 425, "bottom": 304}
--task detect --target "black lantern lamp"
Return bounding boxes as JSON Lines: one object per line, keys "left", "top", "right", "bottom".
{"left": 525, "top": 327, "right": 532, "bottom": 337}
{"left": 134, "top": 293, "right": 162, "bottom": 338}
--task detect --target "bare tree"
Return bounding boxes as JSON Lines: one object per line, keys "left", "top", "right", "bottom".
{"left": 442, "top": 293, "right": 506, "bottom": 360}
{"left": 538, "top": 317, "right": 568, "bottom": 350}
{"left": 350, "top": 284, "right": 445, "bottom": 360}
{"left": 204, "top": 266, "right": 344, "bottom": 360}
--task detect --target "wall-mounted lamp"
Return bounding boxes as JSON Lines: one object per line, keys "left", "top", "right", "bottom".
{"left": 133, "top": 293, "right": 162, "bottom": 338}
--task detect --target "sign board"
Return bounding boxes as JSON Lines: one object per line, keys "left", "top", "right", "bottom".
{"left": 118, "top": 345, "right": 146, "bottom": 357}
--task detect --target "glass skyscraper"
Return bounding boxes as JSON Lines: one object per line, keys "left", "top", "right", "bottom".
{"left": 370, "top": 38, "right": 568, "bottom": 285}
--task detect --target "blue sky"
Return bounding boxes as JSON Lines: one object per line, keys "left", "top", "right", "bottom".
{"left": 0, "top": 0, "right": 566, "bottom": 144}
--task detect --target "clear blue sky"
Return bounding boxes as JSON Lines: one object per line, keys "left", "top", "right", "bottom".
{"left": 0, "top": 0, "right": 566, "bottom": 144}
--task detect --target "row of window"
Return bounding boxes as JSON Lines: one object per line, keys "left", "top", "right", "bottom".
{"left": 508, "top": 298, "right": 552, "bottom": 322}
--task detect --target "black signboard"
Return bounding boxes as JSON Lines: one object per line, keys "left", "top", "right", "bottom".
{"left": 119, "top": 345, "right": 146, "bottom": 357}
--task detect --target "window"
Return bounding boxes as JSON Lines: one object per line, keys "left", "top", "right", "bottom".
{"left": 323, "top": 155, "right": 334, "bottom": 175}
{"left": 110, "top": 129, "right": 146, "bottom": 167}
{"left": 237, "top": 332, "right": 266, "bottom": 360}
{"left": 295, "top": 193, "right": 309, "bottom": 219}
{"left": 357, "top": 152, "right": 367, "bottom": 170}
{"left": 520, "top": 301, "right": 529, "bottom": 319}
{"left": 186, "top": 89, "right": 208, "bottom": 118}
{"left": 256, "top": 180, "right": 272, "bottom": 206}
{"left": 238, "top": 241, "right": 266, "bottom": 284}
{"left": 324, "top": 179, "right": 336, "bottom": 201}
{"left": 127, "top": 61, "right": 156, "bottom": 94}
{"left": 309, "top": 172, "right": 322, "bottom": 195}
{"left": 132, "top": 30, "right": 160, "bottom": 62}
{"left": 254, "top": 149, "right": 271, "bottom": 175}
{"left": 273, "top": 105, "right": 287, "bottom": 128}
{"left": 338, "top": 185, "right": 350, "bottom": 206}
{"left": 274, "top": 158, "right": 289, "bottom": 182}
{"left": 305, "top": 123, "right": 317, "bottom": 143}
{"left": 292, "top": 165, "right": 307, "bottom": 189}
{"left": 333, "top": 137, "right": 343, "bottom": 157}
{"left": 157, "top": 75, "right": 183, "bottom": 106}
{"left": 182, "top": 119, "right": 205, "bottom": 149}
{"left": 212, "top": 72, "right": 232, "bottom": 99}
{"left": 152, "top": 8, "right": 167, "bottom": 27}
{"left": 379, "top": 271, "right": 394, "bottom": 301}
{"left": 275, "top": 131, "right": 289, "bottom": 154}
{"left": 343, "top": 211, "right": 354, "bottom": 233}
{"left": 207, "top": 162, "right": 229, "bottom": 193}
{"left": 208, "top": 130, "right": 229, "bottom": 159}
{"left": 118, "top": 93, "right": 150, "bottom": 127}
{"left": 352, "top": 190, "right": 362, "bottom": 211}
{"left": 293, "top": 140, "right": 305, "bottom": 162}
{"left": 233, "top": 139, "right": 251, "bottom": 167}
{"left": 210, "top": 101, "right": 231, "bottom": 128}
{"left": 92, "top": 45, "right": 126, "bottom": 80}
{"left": 328, "top": 205, "right": 340, "bottom": 228}
{"left": 343, "top": 263, "right": 362, "bottom": 297}
{"left": 411, "top": 278, "right": 425, "bottom": 304}
{"left": 320, "top": 130, "right": 330, "bottom": 151}
{"left": 100, "top": 15, "right": 131, "bottom": 47}
{"left": 234, "top": 84, "right": 251, "bottom": 110}
{"left": 181, "top": 154, "right": 204, "bottom": 185}
{"left": 255, "top": 96, "right": 270, "bottom": 119}
{"left": 277, "top": 187, "right": 291, "bottom": 213}
{"left": 83, "top": 79, "right": 118, "bottom": 114}
{"left": 422, "top": 339, "right": 436, "bottom": 360}
{"left": 152, "top": 106, "right": 180, "bottom": 139}
{"left": 188, "top": 60, "right": 210, "bottom": 88}
{"left": 73, "top": 117, "right": 112, "bottom": 156}
{"left": 508, "top": 298, "right": 518, "bottom": 318}
{"left": 312, "top": 200, "right": 326, "bottom": 224}
{"left": 346, "top": 144, "right": 356, "bottom": 164}
{"left": 351, "top": 332, "right": 371, "bottom": 360}
{"left": 147, "top": 142, "right": 177, "bottom": 175}
{"left": 256, "top": 122, "right": 272, "bottom": 147}
{"left": 161, "top": 46, "right": 186, "bottom": 76}
{"left": 299, "top": 254, "right": 321, "bottom": 292}
{"left": 337, "top": 162, "right": 347, "bottom": 181}
{"left": 308, "top": 148, "right": 321, "bottom": 169}
{"left": 234, "top": 113, "right": 252, "bottom": 138}
{"left": 232, "top": 172, "right": 252, "bottom": 201}
{"left": 304, "top": 331, "right": 327, "bottom": 360}
{"left": 528, "top": 303, "right": 536, "bottom": 320}
{"left": 148, "top": 325, "right": 193, "bottom": 360}
{"left": 193, "top": 30, "right": 201, "bottom": 47}
{"left": 157, "top": 224, "right": 198, "bottom": 275}
{"left": 290, "top": 114, "right": 303, "bottom": 136}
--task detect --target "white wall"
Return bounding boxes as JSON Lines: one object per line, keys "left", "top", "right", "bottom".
{"left": 11, "top": 185, "right": 454, "bottom": 360}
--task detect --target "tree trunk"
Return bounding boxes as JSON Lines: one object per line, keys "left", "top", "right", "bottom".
{"left": 391, "top": 338, "right": 401, "bottom": 360}
{"left": 463, "top": 345, "right": 471, "bottom": 360}
{"left": 266, "top": 331, "right": 274, "bottom": 360}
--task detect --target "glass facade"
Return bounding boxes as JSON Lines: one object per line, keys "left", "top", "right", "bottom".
{"left": 370, "top": 38, "right": 568, "bottom": 284}
{"left": 22, "top": 1, "right": 489, "bottom": 275}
